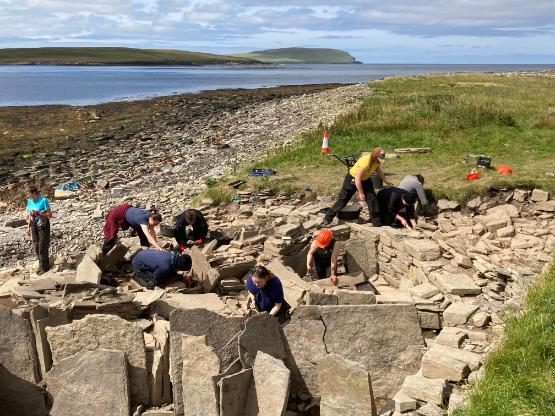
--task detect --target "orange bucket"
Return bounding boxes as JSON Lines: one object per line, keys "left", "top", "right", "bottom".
{"left": 467, "top": 172, "right": 480, "bottom": 181}
{"left": 497, "top": 164, "right": 513, "bottom": 175}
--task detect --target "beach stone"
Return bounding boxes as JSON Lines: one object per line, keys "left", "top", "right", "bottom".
{"left": 47, "top": 349, "right": 129, "bottom": 416}
{"left": 170, "top": 309, "right": 244, "bottom": 416}
{"left": 239, "top": 313, "right": 287, "bottom": 368}
{"left": 318, "top": 354, "right": 376, "bottom": 416}
{"left": 432, "top": 272, "right": 481, "bottom": 295}
{"left": 0, "top": 364, "right": 48, "bottom": 416}
{"left": 402, "top": 373, "right": 447, "bottom": 405}
{"left": 219, "top": 368, "right": 253, "bottom": 416}
{"left": 283, "top": 313, "right": 327, "bottom": 396}
{"left": 74, "top": 254, "right": 102, "bottom": 284}
{"left": 443, "top": 303, "right": 479, "bottom": 325}
{"left": 319, "top": 304, "right": 424, "bottom": 400}
{"left": 530, "top": 189, "right": 549, "bottom": 202}
{"left": 46, "top": 314, "right": 148, "bottom": 406}
{"left": 245, "top": 351, "right": 290, "bottom": 416}
{"left": 0, "top": 309, "right": 40, "bottom": 383}
{"left": 181, "top": 335, "right": 220, "bottom": 416}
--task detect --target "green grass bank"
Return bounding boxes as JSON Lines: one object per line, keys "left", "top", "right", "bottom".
{"left": 233, "top": 47, "right": 356, "bottom": 63}
{"left": 453, "top": 259, "right": 555, "bottom": 416}
{"left": 209, "top": 72, "right": 554, "bottom": 203}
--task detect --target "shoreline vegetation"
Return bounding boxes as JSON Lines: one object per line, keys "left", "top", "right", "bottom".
{"left": 0, "top": 46, "right": 358, "bottom": 66}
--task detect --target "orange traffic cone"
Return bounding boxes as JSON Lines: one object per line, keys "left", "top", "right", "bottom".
{"left": 321, "top": 130, "right": 329, "bottom": 154}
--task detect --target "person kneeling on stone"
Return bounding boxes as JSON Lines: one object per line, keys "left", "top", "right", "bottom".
{"left": 245, "top": 266, "right": 290, "bottom": 324}
{"left": 131, "top": 249, "right": 192, "bottom": 289}
{"left": 377, "top": 187, "right": 418, "bottom": 228}
{"left": 306, "top": 229, "right": 339, "bottom": 285}
{"left": 102, "top": 204, "right": 162, "bottom": 254}
{"left": 174, "top": 209, "right": 209, "bottom": 252}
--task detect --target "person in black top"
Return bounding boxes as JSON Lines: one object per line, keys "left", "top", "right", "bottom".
{"left": 174, "top": 209, "right": 209, "bottom": 252}
{"left": 306, "top": 229, "right": 340, "bottom": 285}
{"left": 377, "top": 187, "right": 418, "bottom": 228}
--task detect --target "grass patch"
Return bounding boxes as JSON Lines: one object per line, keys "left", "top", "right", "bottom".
{"left": 454, "top": 259, "right": 555, "bottom": 416}
{"left": 231, "top": 73, "right": 555, "bottom": 202}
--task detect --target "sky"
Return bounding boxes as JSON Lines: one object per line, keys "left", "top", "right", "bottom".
{"left": 1, "top": 0, "right": 554, "bottom": 63}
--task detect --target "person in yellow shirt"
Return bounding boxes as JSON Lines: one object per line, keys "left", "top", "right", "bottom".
{"left": 323, "top": 147, "right": 391, "bottom": 227}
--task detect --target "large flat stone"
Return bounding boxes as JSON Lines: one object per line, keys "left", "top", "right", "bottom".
{"left": 151, "top": 320, "right": 172, "bottom": 405}
{"left": 267, "top": 259, "right": 310, "bottom": 310}
{"left": 219, "top": 368, "right": 252, "bottom": 416}
{"left": 151, "top": 293, "right": 228, "bottom": 318}
{"left": 181, "top": 335, "right": 219, "bottom": 416}
{"left": 344, "top": 238, "right": 378, "bottom": 277}
{"left": 170, "top": 309, "right": 244, "bottom": 416}
{"left": 100, "top": 243, "right": 128, "bottom": 272}
{"left": 0, "top": 309, "right": 40, "bottom": 383}
{"left": 432, "top": 272, "right": 481, "bottom": 296}
{"left": 245, "top": 351, "right": 290, "bottom": 416}
{"left": 336, "top": 289, "right": 376, "bottom": 305}
{"left": 239, "top": 313, "right": 287, "bottom": 368}
{"left": 402, "top": 239, "right": 442, "bottom": 261}
{"left": 318, "top": 354, "right": 377, "bottom": 416}
{"left": 46, "top": 314, "right": 148, "bottom": 406}
{"left": 421, "top": 348, "right": 469, "bottom": 382}
{"left": 0, "top": 364, "right": 48, "bottom": 416}
{"left": 46, "top": 349, "right": 129, "bottom": 416}
{"left": 428, "top": 344, "right": 482, "bottom": 371}
{"left": 190, "top": 246, "right": 222, "bottom": 292}
{"left": 443, "top": 303, "right": 479, "bottom": 326}
{"left": 402, "top": 373, "right": 447, "bottom": 405}
{"left": 75, "top": 255, "right": 102, "bottom": 284}
{"left": 319, "top": 304, "right": 425, "bottom": 400}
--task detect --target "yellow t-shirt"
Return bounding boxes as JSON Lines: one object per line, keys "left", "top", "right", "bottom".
{"left": 349, "top": 154, "right": 379, "bottom": 180}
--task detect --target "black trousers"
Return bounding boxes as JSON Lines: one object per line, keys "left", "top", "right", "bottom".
{"left": 132, "top": 268, "right": 157, "bottom": 289}
{"left": 31, "top": 221, "right": 50, "bottom": 272}
{"left": 324, "top": 175, "right": 379, "bottom": 224}
{"left": 102, "top": 226, "right": 150, "bottom": 255}
{"left": 314, "top": 256, "right": 331, "bottom": 279}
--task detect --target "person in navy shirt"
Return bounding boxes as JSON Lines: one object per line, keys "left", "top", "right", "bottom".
{"left": 245, "top": 266, "right": 290, "bottom": 323}
{"left": 131, "top": 249, "right": 192, "bottom": 289}
{"left": 26, "top": 186, "right": 52, "bottom": 275}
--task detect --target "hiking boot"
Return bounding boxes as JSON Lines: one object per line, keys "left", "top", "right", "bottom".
{"left": 371, "top": 217, "right": 382, "bottom": 227}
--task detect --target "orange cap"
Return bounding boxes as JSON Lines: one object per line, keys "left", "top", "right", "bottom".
{"left": 316, "top": 229, "right": 333, "bottom": 248}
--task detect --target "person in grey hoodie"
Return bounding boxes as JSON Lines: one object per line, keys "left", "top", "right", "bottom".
{"left": 399, "top": 174, "right": 428, "bottom": 206}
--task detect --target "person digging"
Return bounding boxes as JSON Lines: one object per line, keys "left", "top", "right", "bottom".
{"left": 306, "top": 229, "right": 340, "bottom": 285}
{"left": 377, "top": 187, "right": 418, "bottom": 228}
{"left": 131, "top": 249, "right": 192, "bottom": 289}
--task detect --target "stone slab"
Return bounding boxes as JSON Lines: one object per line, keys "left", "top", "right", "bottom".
{"left": 402, "top": 239, "right": 441, "bottom": 261}
{"left": 318, "top": 353, "right": 376, "bottom": 416}
{"left": 344, "top": 238, "right": 378, "bottom": 277}
{"left": 336, "top": 289, "right": 376, "bottom": 305}
{"left": 239, "top": 313, "right": 287, "bottom": 368}
{"left": 190, "top": 245, "right": 222, "bottom": 292}
{"left": 0, "top": 309, "right": 40, "bottom": 383}
{"left": 421, "top": 348, "right": 470, "bottom": 381}
{"left": 428, "top": 344, "right": 482, "bottom": 371}
{"left": 219, "top": 368, "right": 252, "bottom": 416}
{"left": 46, "top": 314, "right": 148, "bottom": 406}
{"left": 150, "top": 293, "right": 228, "bottom": 318}
{"left": 311, "top": 272, "right": 366, "bottom": 288}
{"left": 402, "top": 373, "right": 447, "bottom": 405}
{"left": 267, "top": 259, "right": 311, "bottom": 310}
{"left": 435, "top": 327, "right": 468, "bottom": 348}
{"left": 432, "top": 272, "right": 481, "bottom": 296}
{"left": 0, "top": 364, "right": 48, "bottom": 416}
{"left": 443, "top": 303, "right": 479, "bottom": 326}
{"left": 410, "top": 283, "right": 440, "bottom": 299}
{"left": 75, "top": 255, "right": 102, "bottom": 284}
{"left": 30, "top": 306, "right": 69, "bottom": 377}
{"left": 47, "top": 349, "right": 129, "bottom": 416}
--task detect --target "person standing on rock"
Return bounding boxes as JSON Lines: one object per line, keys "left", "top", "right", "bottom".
{"left": 245, "top": 266, "right": 290, "bottom": 324}
{"left": 377, "top": 187, "right": 417, "bottom": 228}
{"left": 306, "top": 229, "right": 340, "bottom": 285}
{"left": 102, "top": 204, "right": 162, "bottom": 254}
{"left": 131, "top": 249, "right": 192, "bottom": 289}
{"left": 26, "top": 186, "right": 52, "bottom": 275}
{"left": 323, "top": 147, "right": 391, "bottom": 227}
{"left": 174, "top": 209, "right": 209, "bottom": 252}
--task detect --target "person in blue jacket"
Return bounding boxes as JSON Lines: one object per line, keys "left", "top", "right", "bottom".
{"left": 245, "top": 265, "right": 290, "bottom": 323}
{"left": 131, "top": 249, "right": 192, "bottom": 289}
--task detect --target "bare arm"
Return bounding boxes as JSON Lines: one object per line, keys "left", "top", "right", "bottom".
{"left": 395, "top": 214, "right": 409, "bottom": 227}
{"left": 269, "top": 303, "right": 282, "bottom": 316}
{"left": 306, "top": 241, "right": 317, "bottom": 273}
{"left": 141, "top": 224, "right": 162, "bottom": 250}
{"left": 376, "top": 166, "right": 392, "bottom": 186}
{"left": 329, "top": 243, "right": 340, "bottom": 284}
{"left": 355, "top": 167, "right": 369, "bottom": 200}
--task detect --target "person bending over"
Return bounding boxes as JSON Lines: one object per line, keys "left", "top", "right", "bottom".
{"left": 174, "top": 209, "right": 209, "bottom": 252}
{"left": 323, "top": 147, "right": 391, "bottom": 227}
{"left": 131, "top": 249, "right": 192, "bottom": 289}
{"left": 306, "top": 229, "right": 340, "bottom": 285}
{"left": 26, "top": 186, "right": 53, "bottom": 275}
{"left": 377, "top": 187, "right": 417, "bottom": 228}
{"left": 245, "top": 266, "right": 290, "bottom": 323}
{"left": 103, "top": 204, "right": 162, "bottom": 254}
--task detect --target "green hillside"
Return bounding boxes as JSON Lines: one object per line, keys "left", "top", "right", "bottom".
{"left": 0, "top": 47, "right": 258, "bottom": 65}
{"left": 233, "top": 47, "right": 357, "bottom": 63}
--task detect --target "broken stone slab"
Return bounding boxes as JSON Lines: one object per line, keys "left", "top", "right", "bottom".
{"left": 429, "top": 344, "right": 482, "bottom": 371}
{"left": 46, "top": 314, "right": 148, "bottom": 406}
{"left": 417, "top": 311, "right": 443, "bottom": 330}
{"left": 307, "top": 291, "right": 338, "bottom": 305}
{"left": 132, "top": 288, "right": 166, "bottom": 307}
{"left": 536, "top": 200, "right": 555, "bottom": 212}
{"left": 218, "top": 259, "right": 256, "bottom": 280}
{"left": 432, "top": 271, "right": 481, "bottom": 296}
{"left": 421, "top": 348, "right": 470, "bottom": 382}
{"left": 75, "top": 254, "right": 102, "bottom": 284}
{"left": 0, "top": 309, "right": 40, "bottom": 383}
{"left": 146, "top": 348, "right": 164, "bottom": 406}
{"left": 318, "top": 353, "right": 377, "bottom": 416}
{"left": 393, "top": 391, "right": 417, "bottom": 413}
{"left": 437, "top": 200, "right": 460, "bottom": 211}
{"left": 181, "top": 335, "right": 220, "bottom": 416}
{"left": 239, "top": 313, "right": 287, "bottom": 368}
{"left": 245, "top": 351, "right": 290, "bottom": 416}
{"left": 336, "top": 289, "right": 376, "bottom": 305}
{"left": 267, "top": 259, "right": 310, "bottom": 310}
{"left": 402, "top": 373, "right": 448, "bottom": 405}
{"left": 100, "top": 243, "right": 128, "bottom": 272}
{"left": 150, "top": 320, "right": 171, "bottom": 405}
{"left": 402, "top": 239, "right": 442, "bottom": 261}
{"left": 150, "top": 293, "right": 228, "bottom": 318}
{"left": 0, "top": 363, "right": 48, "bottom": 416}
{"left": 443, "top": 303, "right": 479, "bottom": 326}
{"left": 435, "top": 327, "right": 468, "bottom": 348}
{"left": 410, "top": 283, "right": 439, "bottom": 299}
{"left": 416, "top": 402, "right": 444, "bottom": 416}
{"left": 344, "top": 238, "right": 378, "bottom": 277}
{"left": 319, "top": 304, "right": 425, "bottom": 400}
{"left": 46, "top": 349, "right": 129, "bottom": 416}
{"left": 170, "top": 309, "right": 244, "bottom": 416}
{"left": 189, "top": 246, "right": 222, "bottom": 292}
{"left": 485, "top": 204, "right": 519, "bottom": 219}
{"left": 219, "top": 368, "right": 252, "bottom": 416}
{"left": 282, "top": 311, "right": 327, "bottom": 397}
